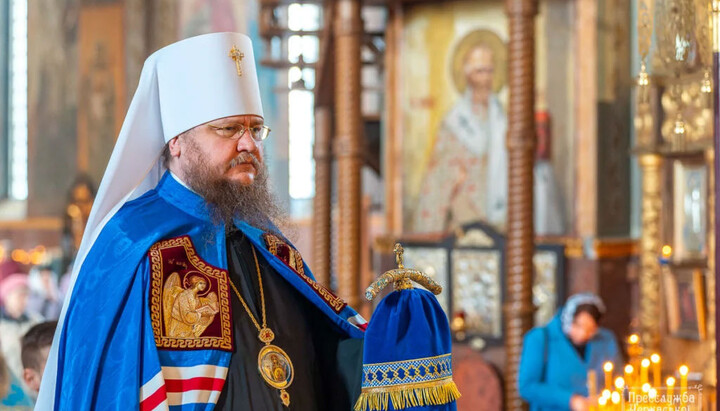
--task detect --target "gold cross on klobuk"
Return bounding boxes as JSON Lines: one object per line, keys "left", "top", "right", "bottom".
{"left": 229, "top": 45, "right": 244, "bottom": 77}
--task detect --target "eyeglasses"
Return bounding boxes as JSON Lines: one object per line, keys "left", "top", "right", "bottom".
{"left": 206, "top": 123, "right": 271, "bottom": 141}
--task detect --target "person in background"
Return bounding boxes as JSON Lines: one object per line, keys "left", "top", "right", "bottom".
{"left": 0, "top": 275, "right": 39, "bottom": 383}
{"left": 0, "top": 353, "right": 7, "bottom": 404}
{"left": 0, "top": 351, "right": 34, "bottom": 409}
{"left": 21, "top": 321, "right": 57, "bottom": 395}
{"left": 0, "top": 261, "right": 22, "bottom": 284}
{"left": 26, "top": 266, "right": 62, "bottom": 320}
{"left": 518, "top": 293, "right": 622, "bottom": 411}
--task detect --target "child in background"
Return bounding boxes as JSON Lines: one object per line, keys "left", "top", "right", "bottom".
{"left": 0, "top": 351, "right": 33, "bottom": 409}
{"left": 0, "top": 274, "right": 39, "bottom": 383}
{"left": 21, "top": 321, "right": 57, "bottom": 394}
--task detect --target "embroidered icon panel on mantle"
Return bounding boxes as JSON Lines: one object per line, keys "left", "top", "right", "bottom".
{"left": 149, "top": 235, "right": 233, "bottom": 351}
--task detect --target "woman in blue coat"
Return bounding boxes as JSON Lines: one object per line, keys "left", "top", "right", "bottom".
{"left": 518, "top": 293, "right": 622, "bottom": 411}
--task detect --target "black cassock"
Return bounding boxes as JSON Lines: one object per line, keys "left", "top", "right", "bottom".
{"left": 215, "top": 229, "right": 363, "bottom": 410}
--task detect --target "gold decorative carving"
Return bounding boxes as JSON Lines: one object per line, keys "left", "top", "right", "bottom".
{"left": 364, "top": 243, "right": 443, "bottom": 301}
{"left": 636, "top": 0, "right": 654, "bottom": 105}
{"left": 704, "top": 149, "right": 717, "bottom": 384}
{"left": 533, "top": 252, "right": 558, "bottom": 326}
{"left": 653, "top": 0, "right": 700, "bottom": 76}
{"left": 454, "top": 249, "right": 502, "bottom": 337}
{"left": 635, "top": 0, "right": 717, "bottom": 385}
{"left": 455, "top": 228, "right": 495, "bottom": 247}
{"left": 660, "top": 78, "right": 713, "bottom": 147}
{"left": 634, "top": 85, "right": 658, "bottom": 149}
{"left": 639, "top": 154, "right": 663, "bottom": 350}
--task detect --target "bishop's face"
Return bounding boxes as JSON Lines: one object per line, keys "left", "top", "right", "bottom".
{"left": 170, "top": 114, "right": 265, "bottom": 187}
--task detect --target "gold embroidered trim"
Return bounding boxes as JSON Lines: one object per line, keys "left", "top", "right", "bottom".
{"left": 362, "top": 353, "right": 452, "bottom": 368}
{"left": 362, "top": 353, "right": 453, "bottom": 391}
{"left": 263, "top": 233, "right": 347, "bottom": 313}
{"left": 149, "top": 236, "right": 232, "bottom": 350}
{"left": 354, "top": 377, "right": 461, "bottom": 411}
{"left": 265, "top": 234, "right": 279, "bottom": 254}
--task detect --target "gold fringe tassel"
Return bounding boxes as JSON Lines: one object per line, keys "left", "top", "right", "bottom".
{"left": 354, "top": 378, "right": 461, "bottom": 411}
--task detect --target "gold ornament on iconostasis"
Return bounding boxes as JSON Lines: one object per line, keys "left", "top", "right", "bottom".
{"left": 654, "top": 0, "right": 700, "bottom": 75}
{"left": 637, "top": 0, "right": 654, "bottom": 104}
{"left": 661, "top": 80, "right": 713, "bottom": 148}
{"left": 695, "top": 0, "right": 714, "bottom": 106}
{"left": 653, "top": 0, "right": 703, "bottom": 147}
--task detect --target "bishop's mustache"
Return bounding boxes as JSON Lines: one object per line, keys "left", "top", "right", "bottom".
{"left": 228, "top": 152, "right": 260, "bottom": 170}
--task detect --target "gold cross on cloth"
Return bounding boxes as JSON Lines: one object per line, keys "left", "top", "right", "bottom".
{"left": 229, "top": 45, "right": 245, "bottom": 77}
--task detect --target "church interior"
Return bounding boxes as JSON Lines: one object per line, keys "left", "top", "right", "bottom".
{"left": 0, "top": 0, "right": 718, "bottom": 409}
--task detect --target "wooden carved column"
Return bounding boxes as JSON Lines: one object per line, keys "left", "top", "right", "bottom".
{"left": 334, "top": 0, "right": 363, "bottom": 308}
{"left": 705, "top": 148, "right": 716, "bottom": 383}
{"left": 313, "top": 106, "right": 332, "bottom": 287}
{"left": 504, "top": 0, "right": 538, "bottom": 409}
{"left": 638, "top": 154, "right": 662, "bottom": 349}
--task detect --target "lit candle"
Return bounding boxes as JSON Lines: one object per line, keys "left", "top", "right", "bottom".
{"left": 614, "top": 376, "right": 624, "bottom": 390}
{"left": 613, "top": 377, "right": 624, "bottom": 410}
{"left": 666, "top": 376, "right": 676, "bottom": 406}
{"left": 624, "top": 364, "right": 634, "bottom": 389}
{"left": 611, "top": 391, "right": 621, "bottom": 409}
{"left": 603, "top": 362, "right": 614, "bottom": 390}
{"left": 660, "top": 245, "right": 673, "bottom": 264}
{"left": 600, "top": 390, "right": 611, "bottom": 411}
{"left": 650, "top": 354, "right": 661, "bottom": 388}
{"left": 679, "top": 365, "right": 689, "bottom": 405}
{"left": 588, "top": 370, "right": 597, "bottom": 411}
{"left": 598, "top": 395, "right": 608, "bottom": 411}
{"left": 640, "top": 359, "right": 650, "bottom": 385}
{"left": 627, "top": 334, "right": 641, "bottom": 372}
{"left": 641, "top": 383, "right": 651, "bottom": 393}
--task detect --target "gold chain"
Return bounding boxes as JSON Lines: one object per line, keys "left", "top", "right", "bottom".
{"left": 226, "top": 243, "right": 292, "bottom": 407}
{"left": 226, "top": 245, "right": 266, "bottom": 333}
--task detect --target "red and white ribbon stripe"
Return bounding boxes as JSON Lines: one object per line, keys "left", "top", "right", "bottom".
{"left": 348, "top": 313, "right": 368, "bottom": 331}
{"left": 140, "top": 364, "right": 228, "bottom": 411}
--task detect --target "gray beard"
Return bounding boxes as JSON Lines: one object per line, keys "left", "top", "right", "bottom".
{"left": 181, "top": 146, "right": 286, "bottom": 234}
